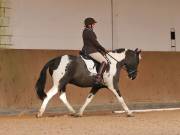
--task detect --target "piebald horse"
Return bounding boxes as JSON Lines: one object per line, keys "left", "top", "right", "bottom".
{"left": 35, "top": 48, "right": 141, "bottom": 117}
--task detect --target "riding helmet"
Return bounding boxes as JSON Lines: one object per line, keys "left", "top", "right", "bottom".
{"left": 84, "top": 17, "right": 97, "bottom": 26}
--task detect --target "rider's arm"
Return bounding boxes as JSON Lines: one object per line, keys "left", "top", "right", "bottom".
{"left": 87, "top": 31, "right": 106, "bottom": 53}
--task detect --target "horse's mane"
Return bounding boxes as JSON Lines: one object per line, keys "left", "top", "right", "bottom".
{"left": 112, "top": 48, "right": 125, "bottom": 53}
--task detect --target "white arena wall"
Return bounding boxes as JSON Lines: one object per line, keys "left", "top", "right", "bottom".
{"left": 9, "top": 0, "right": 180, "bottom": 51}
{"left": 113, "top": 0, "right": 180, "bottom": 51}
{"left": 10, "top": 0, "right": 112, "bottom": 50}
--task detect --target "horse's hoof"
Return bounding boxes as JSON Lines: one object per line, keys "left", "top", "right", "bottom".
{"left": 127, "top": 112, "right": 134, "bottom": 117}
{"left": 36, "top": 113, "right": 43, "bottom": 118}
{"left": 71, "top": 113, "right": 82, "bottom": 117}
{"left": 70, "top": 113, "right": 76, "bottom": 117}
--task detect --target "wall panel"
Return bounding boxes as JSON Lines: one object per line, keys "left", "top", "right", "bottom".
{"left": 10, "top": 0, "right": 112, "bottom": 50}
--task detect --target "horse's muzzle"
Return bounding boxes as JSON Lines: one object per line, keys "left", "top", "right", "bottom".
{"left": 130, "top": 76, "right": 136, "bottom": 80}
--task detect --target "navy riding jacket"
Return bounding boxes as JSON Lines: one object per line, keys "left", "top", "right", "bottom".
{"left": 82, "top": 28, "right": 106, "bottom": 54}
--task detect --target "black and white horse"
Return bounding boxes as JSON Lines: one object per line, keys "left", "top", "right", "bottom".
{"left": 35, "top": 48, "right": 141, "bottom": 117}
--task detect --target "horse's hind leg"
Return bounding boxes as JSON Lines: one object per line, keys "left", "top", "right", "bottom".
{"left": 74, "top": 87, "right": 99, "bottom": 117}
{"left": 59, "top": 86, "right": 76, "bottom": 114}
{"left": 37, "top": 85, "right": 58, "bottom": 118}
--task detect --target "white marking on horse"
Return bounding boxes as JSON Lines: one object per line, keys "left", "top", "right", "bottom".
{"left": 78, "top": 93, "right": 95, "bottom": 116}
{"left": 81, "top": 51, "right": 126, "bottom": 77}
{"left": 37, "top": 85, "right": 58, "bottom": 117}
{"left": 59, "top": 92, "right": 76, "bottom": 113}
{"left": 107, "top": 51, "right": 126, "bottom": 63}
{"left": 81, "top": 56, "right": 97, "bottom": 75}
{"left": 59, "top": 92, "right": 66, "bottom": 101}
{"left": 103, "top": 51, "right": 126, "bottom": 85}
{"left": 107, "top": 84, "right": 133, "bottom": 116}
{"left": 52, "top": 55, "right": 71, "bottom": 85}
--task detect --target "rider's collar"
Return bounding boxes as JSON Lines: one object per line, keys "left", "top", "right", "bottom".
{"left": 85, "top": 27, "right": 93, "bottom": 31}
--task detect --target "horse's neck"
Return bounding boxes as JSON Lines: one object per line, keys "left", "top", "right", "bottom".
{"left": 106, "top": 52, "right": 125, "bottom": 63}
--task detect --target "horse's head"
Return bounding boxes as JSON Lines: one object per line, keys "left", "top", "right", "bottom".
{"left": 108, "top": 48, "right": 141, "bottom": 80}
{"left": 123, "top": 48, "right": 141, "bottom": 80}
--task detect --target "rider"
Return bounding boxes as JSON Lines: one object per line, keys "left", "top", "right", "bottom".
{"left": 81, "top": 17, "right": 108, "bottom": 84}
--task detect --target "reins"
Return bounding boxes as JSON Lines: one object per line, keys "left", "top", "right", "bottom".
{"left": 105, "top": 52, "right": 119, "bottom": 63}
{"left": 104, "top": 51, "right": 126, "bottom": 71}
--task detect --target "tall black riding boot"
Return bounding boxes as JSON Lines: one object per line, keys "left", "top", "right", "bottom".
{"left": 95, "top": 61, "right": 107, "bottom": 85}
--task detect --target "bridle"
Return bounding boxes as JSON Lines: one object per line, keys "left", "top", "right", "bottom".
{"left": 127, "top": 69, "right": 137, "bottom": 76}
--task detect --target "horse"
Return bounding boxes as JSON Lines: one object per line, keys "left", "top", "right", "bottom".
{"left": 35, "top": 48, "right": 141, "bottom": 118}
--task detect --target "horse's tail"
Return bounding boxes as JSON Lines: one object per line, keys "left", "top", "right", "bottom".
{"left": 35, "top": 60, "right": 52, "bottom": 101}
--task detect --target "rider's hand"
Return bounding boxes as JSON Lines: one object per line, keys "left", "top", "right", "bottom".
{"left": 98, "top": 46, "right": 106, "bottom": 53}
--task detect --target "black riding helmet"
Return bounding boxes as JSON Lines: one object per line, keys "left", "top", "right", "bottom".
{"left": 84, "top": 17, "right": 97, "bottom": 26}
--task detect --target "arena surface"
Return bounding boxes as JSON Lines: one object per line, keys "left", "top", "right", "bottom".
{"left": 0, "top": 110, "right": 180, "bottom": 135}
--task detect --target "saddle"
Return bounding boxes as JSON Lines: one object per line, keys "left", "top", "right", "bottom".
{"left": 79, "top": 51, "right": 101, "bottom": 72}
{"left": 79, "top": 51, "right": 111, "bottom": 86}
{"left": 79, "top": 51, "right": 110, "bottom": 73}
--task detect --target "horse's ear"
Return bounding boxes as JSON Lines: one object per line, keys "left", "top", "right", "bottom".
{"left": 138, "top": 49, "right": 141, "bottom": 54}
{"left": 135, "top": 48, "right": 142, "bottom": 60}
{"left": 135, "top": 48, "right": 138, "bottom": 52}
{"left": 135, "top": 48, "right": 141, "bottom": 54}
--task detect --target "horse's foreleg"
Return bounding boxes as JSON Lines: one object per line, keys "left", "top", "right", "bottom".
{"left": 37, "top": 85, "right": 58, "bottom": 118}
{"left": 74, "top": 87, "right": 99, "bottom": 117}
{"left": 59, "top": 92, "right": 76, "bottom": 114}
{"left": 109, "top": 86, "right": 133, "bottom": 117}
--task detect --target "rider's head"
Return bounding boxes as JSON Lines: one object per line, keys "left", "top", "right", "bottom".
{"left": 84, "top": 17, "right": 97, "bottom": 29}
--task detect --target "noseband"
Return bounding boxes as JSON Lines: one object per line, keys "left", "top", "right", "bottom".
{"left": 128, "top": 69, "right": 137, "bottom": 75}
{"left": 120, "top": 61, "right": 137, "bottom": 76}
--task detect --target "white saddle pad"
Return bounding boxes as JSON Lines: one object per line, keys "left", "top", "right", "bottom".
{"left": 81, "top": 56, "right": 97, "bottom": 74}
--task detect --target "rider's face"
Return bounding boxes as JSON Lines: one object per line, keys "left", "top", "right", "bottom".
{"left": 87, "top": 23, "right": 95, "bottom": 29}
{"left": 92, "top": 23, "right": 95, "bottom": 28}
